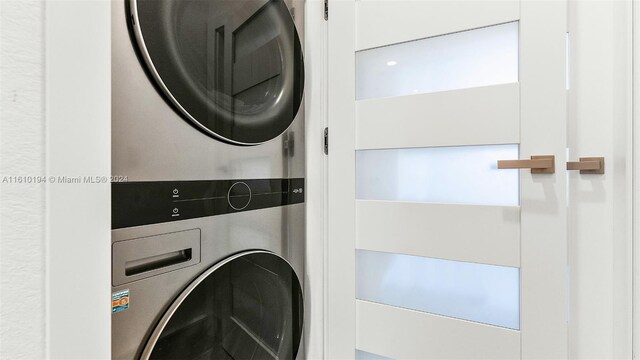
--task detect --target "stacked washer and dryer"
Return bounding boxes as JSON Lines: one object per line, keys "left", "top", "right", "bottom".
{"left": 111, "top": 0, "right": 306, "bottom": 358}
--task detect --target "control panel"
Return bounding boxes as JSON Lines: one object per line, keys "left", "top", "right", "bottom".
{"left": 112, "top": 178, "right": 304, "bottom": 229}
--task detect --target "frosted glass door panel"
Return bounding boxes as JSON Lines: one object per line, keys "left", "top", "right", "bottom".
{"left": 356, "top": 350, "right": 393, "bottom": 360}
{"left": 356, "top": 22, "right": 519, "bottom": 100}
{"left": 356, "top": 250, "right": 520, "bottom": 329}
{"left": 356, "top": 144, "right": 519, "bottom": 206}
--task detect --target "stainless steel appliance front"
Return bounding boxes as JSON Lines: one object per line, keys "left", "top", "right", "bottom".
{"left": 111, "top": 0, "right": 306, "bottom": 357}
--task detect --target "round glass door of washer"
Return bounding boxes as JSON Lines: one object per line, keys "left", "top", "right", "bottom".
{"left": 141, "top": 251, "right": 303, "bottom": 360}
{"left": 130, "top": 0, "right": 304, "bottom": 145}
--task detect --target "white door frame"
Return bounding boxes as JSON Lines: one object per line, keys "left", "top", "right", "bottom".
{"left": 303, "top": 0, "right": 329, "bottom": 358}
{"left": 634, "top": 0, "right": 640, "bottom": 357}
{"left": 567, "top": 1, "right": 634, "bottom": 358}
{"left": 325, "top": 1, "right": 356, "bottom": 358}
{"left": 45, "top": 1, "right": 111, "bottom": 358}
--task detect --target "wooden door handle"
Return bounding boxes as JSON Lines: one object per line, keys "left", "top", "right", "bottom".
{"left": 497, "top": 155, "right": 555, "bottom": 174}
{"left": 566, "top": 157, "right": 604, "bottom": 174}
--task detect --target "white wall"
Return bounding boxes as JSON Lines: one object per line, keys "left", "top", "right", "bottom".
{"left": 0, "top": 1, "right": 47, "bottom": 358}
{"left": 1, "top": 1, "right": 111, "bottom": 358}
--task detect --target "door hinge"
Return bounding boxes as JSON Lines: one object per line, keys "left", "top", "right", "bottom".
{"left": 324, "top": 0, "right": 328, "bottom": 20}
{"left": 283, "top": 131, "right": 295, "bottom": 157}
{"left": 324, "top": 127, "right": 329, "bottom": 155}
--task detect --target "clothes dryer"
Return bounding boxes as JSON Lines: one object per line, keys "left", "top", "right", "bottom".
{"left": 111, "top": 0, "right": 306, "bottom": 358}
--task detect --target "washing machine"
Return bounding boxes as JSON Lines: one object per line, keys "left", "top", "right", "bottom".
{"left": 110, "top": 0, "right": 306, "bottom": 358}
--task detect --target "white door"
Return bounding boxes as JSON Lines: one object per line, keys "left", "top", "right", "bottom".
{"left": 326, "top": 1, "right": 568, "bottom": 358}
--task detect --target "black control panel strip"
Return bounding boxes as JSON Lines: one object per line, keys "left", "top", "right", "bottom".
{"left": 112, "top": 178, "right": 304, "bottom": 229}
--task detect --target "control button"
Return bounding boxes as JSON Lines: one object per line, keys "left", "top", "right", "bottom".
{"left": 172, "top": 208, "right": 180, "bottom": 217}
{"left": 172, "top": 188, "right": 179, "bottom": 198}
{"left": 228, "top": 182, "right": 251, "bottom": 211}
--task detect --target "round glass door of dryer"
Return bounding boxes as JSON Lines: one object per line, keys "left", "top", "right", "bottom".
{"left": 129, "top": 0, "right": 304, "bottom": 145}
{"left": 141, "top": 251, "right": 303, "bottom": 360}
